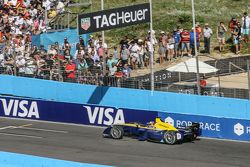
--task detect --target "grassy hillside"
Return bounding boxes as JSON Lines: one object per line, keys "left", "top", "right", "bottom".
{"left": 71, "top": 0, "right": 250, "bottom": 54}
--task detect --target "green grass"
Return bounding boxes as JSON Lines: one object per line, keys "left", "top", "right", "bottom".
{"left": 67, "top": 0, "right": 250, "bottom": 54}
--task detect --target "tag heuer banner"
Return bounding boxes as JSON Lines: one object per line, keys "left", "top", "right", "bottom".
{"left": 78, "top": 3, "right": 151, "bottom": 34}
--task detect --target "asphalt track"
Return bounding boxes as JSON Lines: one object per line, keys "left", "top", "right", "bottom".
{"left": 0, "top": 118, "right": 250, "bottom": 167}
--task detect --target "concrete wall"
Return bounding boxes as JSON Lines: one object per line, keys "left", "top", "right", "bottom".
{"left": 0, "top": 75, "right": 249, "bottom": 119}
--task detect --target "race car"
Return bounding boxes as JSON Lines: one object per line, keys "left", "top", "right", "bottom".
{"left": 103, "top": 117, "right": 201, "bottom": 145}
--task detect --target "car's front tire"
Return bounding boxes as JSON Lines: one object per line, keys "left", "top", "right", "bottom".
{"left": 110, "top": 126, "right": 124, "bottom": 139}
{"left": 163, "top": 131, "right": 177, "bottom": 145}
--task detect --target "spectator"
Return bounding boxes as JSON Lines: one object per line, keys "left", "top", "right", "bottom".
{"left": 16, "top": 55, "right": 25, "bottom": 76}
{"left": 122, "top": 63, "right": 132, "bottom": 78}
{"left": 109, "top": 62, "right": 117, "bottom": 76}
{"left": 241, "top": 12, "right": 250, "bottom": 43}
{"left": 120, "top": 44, "right": 130, "bottom": 66}
{"left": 138, "top": 39, "right": 145, "bottom": 68}
{"left": 203, "top": 23, "right": 213, "bottom": 54}
{"left": 233, "top": 22, "right": 241, "bottom": 55}
{"left": 167, "top": 32, "right": 175, "bottom": 61}
{"left": 158, "top": 31, "right": 167, "bottom": 64}
{"left": 25, "top": 56, "right": 36, "bottom": 77}
{"left": 76, "top": 36, "right": 85, "bottom": 50}
{"left": 62, "top": 37, "right": 71, "bottom": 56}
{"left": 180, "top": 28, "right": 191, "bottom": 57}
{"left": 90, "top": 49, "right": 99, "bottom": 63}
{"left": 190, "top": 28, "right": 198, "bottom": 56}
{"left": 96, "top": 38, "right": 108, "bottom": 59}
{"left": 229, "top": 17, "right": 238, "bottom": 42}
{"left": 195, "top": 23, "right": 201, "bottom": 52}
{"left": 119, "top": 35, "right": 129, "bottom": 51}
{"left": 129, "top": 40, "right": 139, "bottom": 70}
{"left": 173, "top": 28, "right": 181, "bottom": 58}
{"left": 65, "top": 59, "right": 76, "bottom": 83}
{"left": 112, "top": 46, "right": 119, "bottom": 60}
{"left": 200, "top": 76, "right": 207, "bottom": 95}
{"left": 107, "top": 54, "right": 118, "bottom": 70}
{"left": 217, "top": 22, "right": 227, "bottom": 52}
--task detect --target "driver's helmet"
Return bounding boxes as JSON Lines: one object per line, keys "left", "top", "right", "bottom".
{"left": 147, "top": 121, "right": 155, "bottom": 127}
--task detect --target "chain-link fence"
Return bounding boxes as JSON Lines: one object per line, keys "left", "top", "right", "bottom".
{"left": 0, "top": 54, "right": 249, "bottom": 100}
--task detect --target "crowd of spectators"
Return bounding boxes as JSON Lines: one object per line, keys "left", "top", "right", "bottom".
{"left": 0, "top": 1, "right": 250, "bottom": 85}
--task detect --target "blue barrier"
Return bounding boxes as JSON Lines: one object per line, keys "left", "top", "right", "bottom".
{"left": 0, "top": 151, "right": 112, "bottom": 167}
{"left": 0, "top": 96, "right": 157, "bottom": 126}
{"left": 0, "top": 75, "right": 250, "bottom": 120}
{"left": 0, "top": 96, "right": 249, "bottom": 142}
{"left": 32, "top": 29, "right": 90, "bottom": 56}
{"left": 158, "top": 113, "right": 250, "bottom": 141}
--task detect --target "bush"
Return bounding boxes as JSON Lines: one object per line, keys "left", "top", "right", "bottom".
{"left": 178, "top": 13, "right": 192, "bottom": 24}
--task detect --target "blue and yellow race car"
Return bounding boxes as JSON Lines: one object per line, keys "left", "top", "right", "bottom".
{"left": 103, "top": 118, "right": 201, "bottom": 145}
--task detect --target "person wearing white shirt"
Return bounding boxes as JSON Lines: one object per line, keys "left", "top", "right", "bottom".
{"left": 203, "top": 23, "right": 213, "bottom": 54}
{"left": 43, "top": 0, "right": 51, "bottom": 10}
{"left": 15, "top": 15, "right": 24, "bottom": 26}
{"left": 74, "top": 49, "right": 85, "bottom": 60}
{"left": 0, "top": 52, "right": 4, "bottom": 68}
{"left": 29, "top": 6, "right": 38, "bottom": 18}
{"left": 242, "top": 12, "right": 250, "bottom": 43}
{"left": 129, "top": 41, "right": 140, "bottom": 69}
{"left": 56, "top": 1, "right": 65, "bottom": 14}
{"left": 23, "top": 0, "right": 31, "bottom": 8}
{"left": 16, "top": 56, "right": 26, "bottom": 76}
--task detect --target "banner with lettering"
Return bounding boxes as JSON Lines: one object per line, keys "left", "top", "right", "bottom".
{"left": 1, "top": 96, "right": 250, "bottom": 142}
{"left": 0, "top": 96, "right": 156, "bottom": 126}
{"left": 78, "top": 3, "right": 150, "bottom": 34}
{"left": 158, "top": 113, "right": 250, "bottom": 142}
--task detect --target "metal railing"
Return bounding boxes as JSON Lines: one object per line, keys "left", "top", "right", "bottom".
{"left": 0, "top": 65, "right": 248, "bottom": 99}
{"left": 45, "top": 0, "right": 92, "bottom": 32}
{"left": 0, "top": 53, "right": 250, "bottom": 100}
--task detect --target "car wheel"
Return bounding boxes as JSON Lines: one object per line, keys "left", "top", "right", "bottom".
{"left": 110, "top": 126, "right": 124, "bottom": 139}
{"left": 163, "top": 131, "right": 177, "bottom": 145}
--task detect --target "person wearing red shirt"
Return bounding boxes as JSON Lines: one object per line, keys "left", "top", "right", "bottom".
{"left": 200, "top": 76, "right": 207, "bottom": 95}
{"left": 229, "top": 17, "right": 238, "bottom": 42}
{"left": 181, "top": 28, "right": 191, "bottom": 57}
{"left": 65, "top": 59, "right": 76, "bottom": 83}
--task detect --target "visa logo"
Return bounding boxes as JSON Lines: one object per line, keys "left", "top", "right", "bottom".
{"left": 84, "top": 106, "right": 125, "bottom": 125}
{"left": 0, "top": 98, "right": 40, "bottom": 119}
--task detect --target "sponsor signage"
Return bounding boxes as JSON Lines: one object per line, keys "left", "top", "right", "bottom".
{"left": 78, "top": 3, "right": 151, "bottom": 34}
{"left": 0, "top": 96, "right": 157, "bottom": 126}
{"left": 158, "top": 113, "right": 221, "bottom": 138}
{"left": 158, "top": 112, "right": 250, "bottom": 141}
{"left": 0, "top": 98, "right": 40, "bottom": 119}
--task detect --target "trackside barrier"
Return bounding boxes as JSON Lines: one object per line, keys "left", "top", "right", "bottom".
{"left": 0, "top": 96, "right": 157, "bottom": 126}
{"left": 0, "top": 151, "right": 112, "bottom": 167}
{"left": 0, "top": 96, "right": 249, "bottom": 142}
{"left": 0, "top": 75, "right": 250, "bottom": 120}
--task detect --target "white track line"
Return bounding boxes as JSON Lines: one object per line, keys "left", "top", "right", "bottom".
{"left": 19, "top": 127, "right": 68, "bottom": 133}
{"left": 0, "top": 117, "right": 104, "bottom": 129}
{"left": 0, "top": 126, "right": 15, "bottom": 130}
{"left": 0, "top": 132, "right": 43, "bottom": 139}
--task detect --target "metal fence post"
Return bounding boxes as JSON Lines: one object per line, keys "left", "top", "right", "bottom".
{"left": 247, "top": 60, "right": 250, "bottom": 99}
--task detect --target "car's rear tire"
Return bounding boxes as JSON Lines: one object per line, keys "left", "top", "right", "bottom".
{"left": 163, "top": 131, "right": 177, "bottom": 145}
{"left": 110, "top": 126, "right": 124, "bottom": 139}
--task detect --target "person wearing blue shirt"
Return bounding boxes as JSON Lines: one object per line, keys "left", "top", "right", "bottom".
{"left": 173, "top": 28, "right": 181, "bottom": 58}
{"left": 107, "top": 54, "right": 118, "bottom": 70}
{"left": 190, "top": 28, "right": 199, "bottom": 56}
